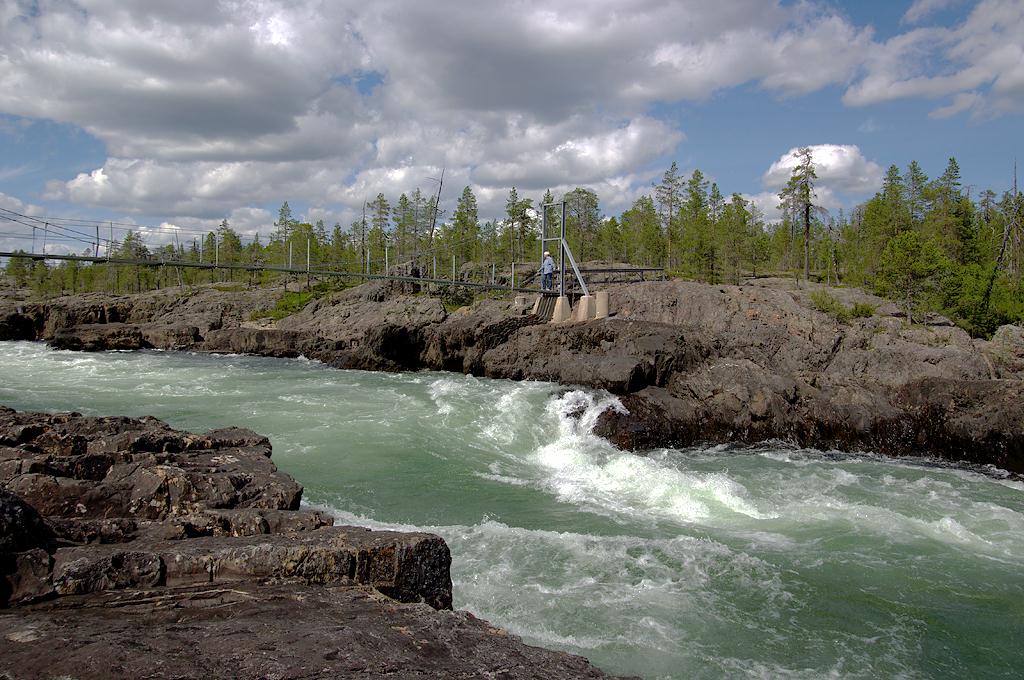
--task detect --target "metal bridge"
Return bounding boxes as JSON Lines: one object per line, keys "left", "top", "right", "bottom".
{"left": 1, "top": 249, "right": 664, "bottom": 292}
{"left": 0, "top": 250, "right": 554, "bottom": 295}
{"left": 1, "top": 201, "right": 663, "bottom": 298}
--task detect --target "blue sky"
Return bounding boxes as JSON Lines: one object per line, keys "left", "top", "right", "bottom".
{"left": 1, "top": 0, "right": 1022, "bottom": 254}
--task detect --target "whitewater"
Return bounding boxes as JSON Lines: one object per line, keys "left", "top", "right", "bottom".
{"left": 2, "top": 341, "right": 1022, "bottom": 679}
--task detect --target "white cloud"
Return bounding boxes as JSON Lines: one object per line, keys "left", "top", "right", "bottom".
{"left": 903, "top": 0, "right": 966, "bottom": 24}
{"left": 763, "top": 144, "right": 884, "bottom": 196}
{"left": 929, "top": 91, "right": 985, "bottom": 118}
{"left": 845, "top": 0, "right": 1024, "bottom": 118}
{"left": 0, "top": 192, "right": 79, "bottom": 255}
{"left": 744, "top": 191, "right": 783, "bottom": 222}
{"left": 0, "top": 0, "right": 888, "bottom": 221}
{"left": 753, "top": 144, "right": 883, "bottom": 223}
{"left": 0, "top": 191, "right": 44, "bottom": 217}
{"left": 473, "top": 117, "right": 683, "bottom": 189}
{"left": 0, "top": 0, "right": 1017, "bottom": 226}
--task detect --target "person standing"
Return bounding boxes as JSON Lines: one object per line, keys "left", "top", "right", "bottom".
{"left": 541, "top": 250, "right": 555, "bottom": 291}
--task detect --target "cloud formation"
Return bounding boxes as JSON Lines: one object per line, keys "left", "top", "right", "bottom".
{"left": 0, "top": 0, "right": 1019, "bottom": 226}
{"left": 763, "top": 145, "right": 884, "bottom": 195}
{"left": 845, "top": 0, "right": 1024, "bottom": 118}
{"left": 903, "top": 0, "right": 966, "bottom": 24}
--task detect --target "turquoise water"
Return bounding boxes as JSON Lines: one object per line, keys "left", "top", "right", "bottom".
{"left": 2, "top": 341, "right": 1023, "bottom": 679}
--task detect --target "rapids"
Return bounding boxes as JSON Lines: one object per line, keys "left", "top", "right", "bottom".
{"left": 2, "top": 341, "right": 1022, "bottom": 679}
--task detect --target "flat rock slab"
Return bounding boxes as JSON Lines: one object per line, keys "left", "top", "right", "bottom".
{"left": 0, "top": 583, "right": 631, "bottom": 679}
{"left": 49, "top": 525, "right": 452, "bottom": 610}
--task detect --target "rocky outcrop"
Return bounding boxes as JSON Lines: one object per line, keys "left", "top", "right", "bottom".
{"left": 0, "top": 285, "right": 281, "bottom": 350}
{"left": 3, "top": 278, "right": 1023, "bottom": 470}
{"left": 0, "top": 407, "right": 625, "bottom": 679}
{"left": 1, "top": 583, "right": 624, "bottom": 680}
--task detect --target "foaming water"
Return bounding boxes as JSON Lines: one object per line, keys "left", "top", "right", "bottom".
{"left": 3, "top": 341, "right": 1023, "bottom": 679}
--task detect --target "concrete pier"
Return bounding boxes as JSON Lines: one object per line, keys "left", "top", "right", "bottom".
{"left": 595, "top": 291, "right": 609, "bottom": 319}
{"left": 551, "top": 296, "right": 571, "bottom": 323}
{"left": 573, "top": 295, "right": 595, "bottom": 322}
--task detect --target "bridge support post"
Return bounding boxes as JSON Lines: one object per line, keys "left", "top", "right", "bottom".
{"left": 595, "top": 291, "right": 609, "bottom": 319}
{"left": 573, "top": 295, "right": 595, "bottom": 322}
{"left": 551, "top": 296, "right": 571, "bottom": 323}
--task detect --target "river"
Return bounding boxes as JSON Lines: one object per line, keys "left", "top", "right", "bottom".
{"left": 2, "top": 341, "right": 1022, "bottom": 679}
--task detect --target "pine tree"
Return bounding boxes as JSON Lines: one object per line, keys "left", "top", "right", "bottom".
{"left": 655, "top": 162, "right": 683, "bottom": 268}
{"left": 680, "top": 169, "right": 715, "bottom": 280}
{"left": 367, "top": 193, "right": 391, "bottom": 271}
{"left": 564, "top": 187, "right": 600, "bottom": 261}
{"left": 878, "top": 231, "right": 945, "bottom": 323}
{"left": 216, "top": 219, "right": 243, "bottom": 264}
{"left": 452, "top": 186, "right": 480, "bottom": 264}
{"left": 778, "top": 148, "right": 817, "bottom": 280}
{"left": 621, "top": 196, "right": 662, "bottom": 266}
{"left": 906, "top": 161, "right": 929, "bottom": 228}
{"left": 393, "top": 194, "right": 414, "bottom": 263}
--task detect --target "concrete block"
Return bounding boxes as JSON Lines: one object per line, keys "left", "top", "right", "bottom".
{"left": 573, "top": 295, "right": 595, "bottom": 322}
{"left": 550, "top": 296, "right": 571, "bottom": 323}
{"left": 595, "top": 291, "right": 609, "bottom": 319}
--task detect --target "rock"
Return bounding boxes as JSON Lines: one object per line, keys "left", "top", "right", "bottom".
{"left": 0, "top": 407, "right": 624, "bottom": 679}
{"left": 0, "top": 584, "right": 632, "bottom": 680}
{"left": 0, "top": 309, "right": 38, "bottom": 340}
{"left": 50, "top": 525, "right": 451, "bottom": 609}
{"left": 984, "top": 323, "right": 1024, "bottom": 378}
{"left": 0, "top": 489, "right": 53, "bottom": 554}
{"left": 203, "top": 327, "right": 314, "bottom": 357}
{"left": 49, "top": 322, "right": 151, "bottom": 351}
{"left": 0, "top": 409, "right": 302, "bottom": 520}
{"left": 0, "top": 489, "right": 56, "bottom": 606}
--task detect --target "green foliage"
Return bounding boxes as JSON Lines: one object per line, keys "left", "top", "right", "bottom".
{"left": 250, "top": 290, "right": 317, "bottom": 321}
{"left": 877, "top": 231, "right": 945, "bottom": 323}
{"left": 850, "top": 302, "right": 876, "bottom": 318}
{"left": 212, "top": 283, "right": 247, "bottom": 292}
{"left": 808, "top": 291, "right": 875, "bottom": 323}
{"left": 809, "top": 290, "right": 852, "bottom": 323}
{"left": 4, "top": 253, "right": 32, "bottom": 286}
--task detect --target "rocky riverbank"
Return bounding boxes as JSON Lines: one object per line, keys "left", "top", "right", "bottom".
{"left": 2, "top": 278, "right": 1023, "bottom": 471}
{"left": 0, "top": 406, "right": 628, "bottom": 679}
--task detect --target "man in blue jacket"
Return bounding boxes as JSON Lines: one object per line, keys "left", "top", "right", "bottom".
{"left": 541, "top": 251, "right": 555, "bottom": 291}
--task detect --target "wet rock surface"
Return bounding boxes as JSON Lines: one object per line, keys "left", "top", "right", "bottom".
{"left": 0, "top": 407, "right": 624, "bottom": 679}
{"left": 3, "top": 278, "right": 1023, "bottom": 470}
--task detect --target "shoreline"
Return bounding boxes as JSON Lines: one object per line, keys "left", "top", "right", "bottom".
{"left": 2, "top": 277, "right": 1023, "bottom": 472}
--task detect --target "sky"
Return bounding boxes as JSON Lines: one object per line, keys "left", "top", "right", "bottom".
{"left": 1, "top": 0, "right": 1022, "bottom": 254}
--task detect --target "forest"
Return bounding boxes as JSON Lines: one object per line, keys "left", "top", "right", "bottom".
{"left": 4, "top": 151, "right": 1022, "bottom": 338}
